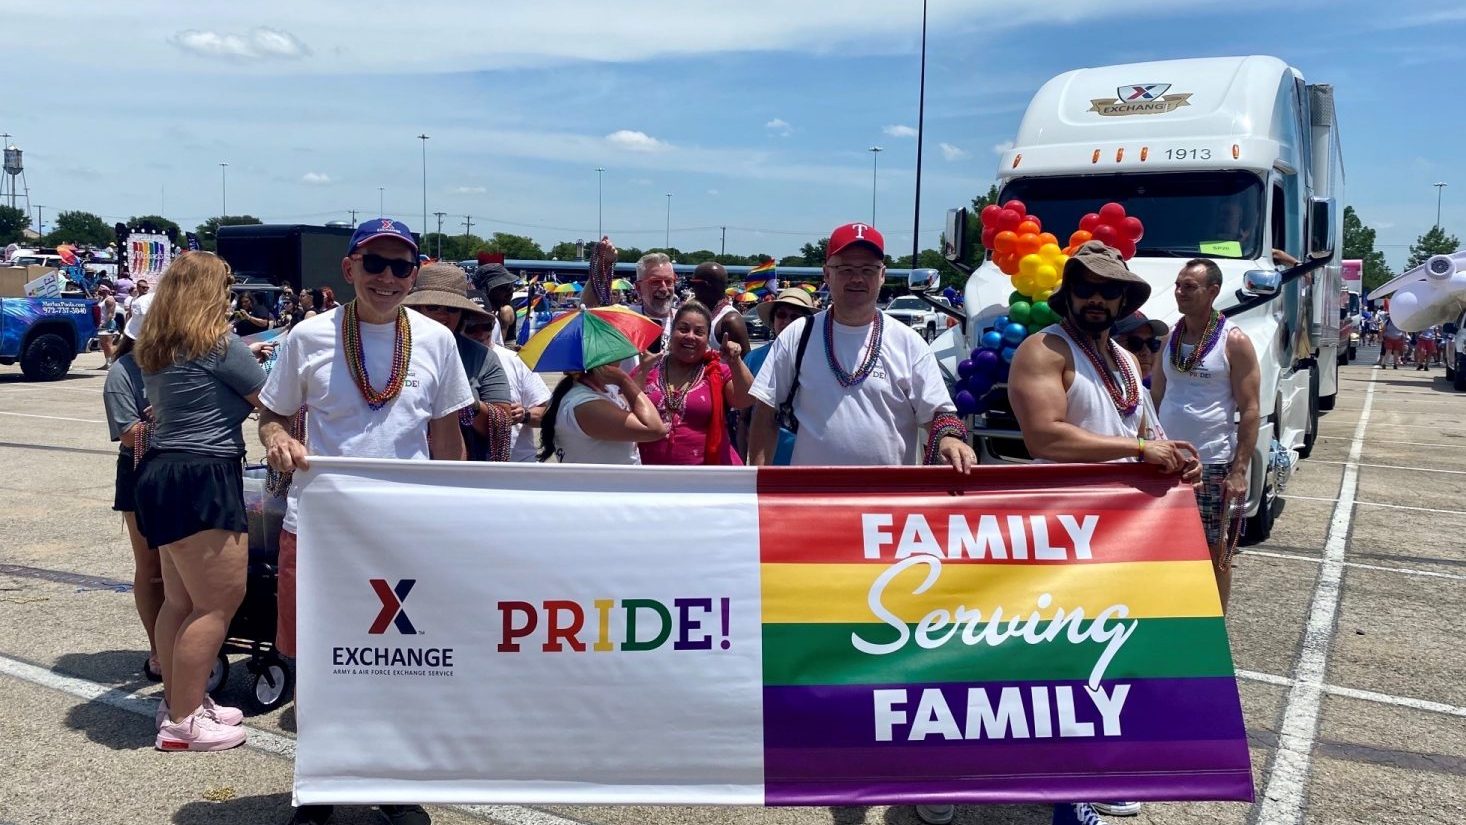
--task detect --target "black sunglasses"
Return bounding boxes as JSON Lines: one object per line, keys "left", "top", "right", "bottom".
{"left": 1121, "top": 336, "right": 1163, "bottom": 353}
{"left": 356, "top": 253, "right": 417, "bottom": 279}
{"left": 1069, "top": 279, "right": 1126, "bottom": 301}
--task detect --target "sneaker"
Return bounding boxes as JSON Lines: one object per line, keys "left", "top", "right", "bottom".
{"left": 1092, "top": 801, "right": 1142, "bottom": 816}
{"left": 285, "top": 805, "right": 334, "bottom": 825}
{"left": 156, "top": 696, "right": 244, "bottom": 727}
{"left": 379, "top": 805, "right": 431, "bottom": 825}
{"left": 155, "top": 709, "right": 246, "bottom": 752}
{"left": 915, "top": 804, "right": 955, "bottom": 824}
{"left": 1053, "top": 803, "right": 1109, "bottom": 825}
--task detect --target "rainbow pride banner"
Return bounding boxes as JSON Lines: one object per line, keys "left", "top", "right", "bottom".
{"left": 292, "top": 459, "right": 1251, "bottom": 807}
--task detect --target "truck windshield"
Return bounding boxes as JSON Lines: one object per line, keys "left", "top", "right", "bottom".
{"left": 1000, "top": 171, "right": 1266, "bottom": 260}
{"left": 888, "top": 297, "right": 924, "bottom": 310}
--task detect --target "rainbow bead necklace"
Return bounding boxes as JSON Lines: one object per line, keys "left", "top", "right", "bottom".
{"left": 1061, "top": 318, "right": 1140, "bottom": 416}
{"left": 824, "top": 311, "right": 884, "bottom": 388}
{"left": 1169, "top": 310, "right": 1226, "bottom": 374}
{"left": 655, "top": 357, "right": 707, "bottom": 425}
{"left": 342, "top": 301, "right": 412, "bottom": 411}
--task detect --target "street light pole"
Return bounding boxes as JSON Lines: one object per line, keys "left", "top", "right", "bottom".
{"left": 433, "top": 211, "right": 446, "bottom": 259}
{"left": 868, "top": 147, "right": 883, "bottom": 226}
{"left": 419, "top": 134, "right": 430, "bottom": 237}
{"left": 34, "top": 205, "right": 44, "bottom": 239}
{"left": 911, "top": 0, "right": 928, "bottom": 265}
{"left": 596, "top": 167, "right": 605, "bottom": 240}
{"left": 1435, "top": 182, "right": 1448, "bottom": 228}
{"left": 219, "top": 163, "right": 228, "bottom": 217}
{"left": 378, "top": 187, "right": 385, "bottom": 218}
{"left": 665, "top": 193, "right": 672, "bottom": 251}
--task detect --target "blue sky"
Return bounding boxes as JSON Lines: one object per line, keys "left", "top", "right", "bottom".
{"left": 5, "top": 0, "right": 1464, "bottom": 268}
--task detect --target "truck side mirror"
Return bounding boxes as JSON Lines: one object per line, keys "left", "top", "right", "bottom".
{"left": 1243, "top": 269, "right": 1281, "bottom": 297}
{"left": 908, "top": 268, "right": 939, "bottom": 293}
{"left": 1308, "top": 197, "right": 1335, "bottom": 260}
{"left": 943, "top": 208, "right": 968, "bottom": 264}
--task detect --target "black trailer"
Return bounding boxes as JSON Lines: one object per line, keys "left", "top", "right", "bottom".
{"left": 216, "top": 224, "right": 356, "bottom": 300}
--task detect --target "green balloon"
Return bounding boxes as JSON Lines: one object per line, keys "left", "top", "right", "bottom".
{"left": 1009, "top": 290, "right": 1026, "bottom": 306}
{"left": 1008, "top": 301, "right": 1032, "bottom": 325}
{"left": 1031, "top": 302, "right": 1055, "bottom": 325}
{"left": 1028, "top": 322, "right": 1047, "bottom": 336}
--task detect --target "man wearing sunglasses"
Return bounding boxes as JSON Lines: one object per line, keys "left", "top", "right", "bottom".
{"left": 259, "top": 218, "right": 470, "bottom": 825}
{"left": 1113, "top": 311, "right": 1169, "bottom": 385}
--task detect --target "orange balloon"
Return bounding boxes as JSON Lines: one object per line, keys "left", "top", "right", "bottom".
{"left": 1068, "top": 229, "right": 1092, "bottom": 248}
{"left": 994, "top": 230, "right": 1018, "bottom": 254}
{"left": 1016, "top": 220, "right": 1041, "bottom": 237}
{"left": 1062, "top": 244, "right": 1078, "bottom": 256}
{"left": 1016, "top": 233, "right": 1042, "bottom": 257}
{"left": 1038, "top": 232, "right": 1059, "bottom": 248}
{"left": 998, "top": 252, "right": 1019, "bottom": 275}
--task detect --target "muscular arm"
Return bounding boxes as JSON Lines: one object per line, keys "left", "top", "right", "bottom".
{"left": 748, "top": 402, "right": 779, "bottom": 466}
{"left": 496, "top": 305, "right": 517, "bottom": 348}
{"left": 260, "top": 407, "right": 309, "bottom": 473}
{"left": 717, "top": 313, "right": 752, "bottom": 357}
{"left": 1227, "top": 328, "right": 1261, "bottom": 477}
{"left": 429, "top": 414, "right": 467, "bottom": 461}
{"left": 1150, "top": 336, "right": 1168, "bottom": 406}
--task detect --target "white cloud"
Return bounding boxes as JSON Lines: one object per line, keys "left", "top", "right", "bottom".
{"left": 301, "top": 172, "right": 331, "bottom": 185}
{"left": 452, "top": 185, "right": 487, "bottom": 194}
{"left": 606, "top": 129, "right": 672, "bottom": 152}
{"left": 883, "top": 124, "right": 918, "bottom": 138}
{"left": 630, "top": 178, "right": 654, "bottom": 186}
{"left": 765, "top": 118, "right": 793, "bottom": 136}
{"left": 993, "top": 140, "right": 1015, "bottom": 154}
{"left": 171, "top": 27, "right": 310, "bottom": 61}
{"left": 707, "top": 189, "right": 720, "bottom": 196}
{"left": 939, "top": 143, "right": 969, "bottom": 161}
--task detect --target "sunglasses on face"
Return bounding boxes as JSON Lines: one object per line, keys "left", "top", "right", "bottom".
{"left": 773, "top": 308, "right": 808, "bottom": 322}
{"left": 1069, "top": 279, "right": 1126, "bottom": 301}
{"left": 1122, "top": 336, "right": 1163, "bottom": 353}
{"left": 355, "top": 253, "right": 417, "bottom": 279}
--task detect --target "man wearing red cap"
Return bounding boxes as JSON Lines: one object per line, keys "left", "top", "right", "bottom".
{"left": 748, "top": 222, "right": 974, "bottom": 471}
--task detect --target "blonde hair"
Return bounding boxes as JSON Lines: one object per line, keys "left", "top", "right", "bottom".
{"left": 134, "top": 252, "right": 234, "bottom": 373}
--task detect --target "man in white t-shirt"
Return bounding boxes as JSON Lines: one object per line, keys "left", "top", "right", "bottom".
{"left": 258, "top": 218, "right": 470, "bottom": 825}
{"left": 582, "top": 243, "right": 677, "bottom": 354}
{"left": 748, "top": 222, "right": 975, "bottom": 470}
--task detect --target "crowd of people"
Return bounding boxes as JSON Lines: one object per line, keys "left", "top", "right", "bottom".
{"left": 100, "top": 216, "right": 1283, "bottom": 825}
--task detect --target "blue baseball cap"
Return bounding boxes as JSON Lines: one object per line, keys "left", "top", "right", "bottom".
{"left": 348, "top": 218, "right": 418, "bottom": 256}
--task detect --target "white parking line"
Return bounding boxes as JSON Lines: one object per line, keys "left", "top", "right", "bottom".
{"left": 0, "top": 410, "right": 106, "bottom": 424}
{"left": 1284, "top": 494, "right": 1466, "bottom": 518}
{"left": 0, "top": 653, "right": 592, "bottom": 825}
{"left": 1243, "top": 549, "right": 1466, "bottom": 581}
{"left": 1257, "top": 372, "right": 1375, "bottom": 825}
{"left": 1237, "top": 670, "right": 1466, "bottom": 718}
{"left": 1308, "top": 459, "right": 1466, "bottom": 476}
{"left": 1337, "top": 438, "right": 1466, "bottom": 449}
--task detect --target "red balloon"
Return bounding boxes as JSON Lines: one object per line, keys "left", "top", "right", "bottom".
{"left": 1002, "top": 199, "right": 1027, "bottom": 216}
{"left": 1079, "top": 212, "right": 1102, "bottom": 233}
{"left": 1099, "top": 202, "right": 1127, "bottom": 222}
{"left": 996, "top": 208, "right": 1023, "bottom": 231}
{"left": 980, "top": 204, "right": 1002, "bottom": 228}
{"left": 1121, "top": 215, "right": 1144, "bottom": 241}
{"left": 1092, "top": 224, "right": 1120, "bottom": 248}
{"left": 1116, "top": 237, "right": 1137, "bottom": 260}
{"left": 981, "top": 226, "right": 997, "bottom": 249}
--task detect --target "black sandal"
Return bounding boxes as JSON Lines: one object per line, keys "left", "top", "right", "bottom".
{"left": 143, "top": 656, "right": 163, "bottom": 682}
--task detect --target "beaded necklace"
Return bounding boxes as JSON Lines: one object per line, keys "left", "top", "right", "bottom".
{"left": 1169, "top": 310, "right": 1226, "bottom": 374}
{"left": 655, "top": 357, "right": 707, "bottom": 425}
{"left": 342, "top": 301, "right": 412, "bottom": 411}
{"left": 1061, "top": 318, "right": 1140, "bottom": 416}
{"left": 824, "top": 311, "right": 884, "bottom": 388}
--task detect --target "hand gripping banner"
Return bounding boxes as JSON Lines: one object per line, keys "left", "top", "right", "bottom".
{"left": 292, "top": 459, "right": 1252, "bottom": 807}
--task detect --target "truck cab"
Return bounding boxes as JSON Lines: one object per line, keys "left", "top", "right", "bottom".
{"left": 927, "top": 55, "right": 1342, "bottom": 542}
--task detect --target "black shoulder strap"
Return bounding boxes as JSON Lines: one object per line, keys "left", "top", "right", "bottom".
{"left": 783, "top": 314, "right": 816, "bottom": 410}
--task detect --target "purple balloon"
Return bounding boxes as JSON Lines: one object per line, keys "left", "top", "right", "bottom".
{"left": 968, "top": 374, "right": 995, "bottom": 397}
{"left": 973, "top": 348, "right": 1000, "bottom": 377}
{"left": 954, "top": 390, "right": 978, "bottom": 416}
{"left": 957, "top": 358, "right": 976, "bottom": 380}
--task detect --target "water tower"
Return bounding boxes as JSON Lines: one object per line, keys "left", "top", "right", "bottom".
{"left": 1, "top": 138, "right": 27, "bottom": 212}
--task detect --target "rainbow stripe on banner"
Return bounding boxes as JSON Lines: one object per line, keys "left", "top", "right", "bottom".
{"left": 756, "top": 465, "right": 1251, "bottom": 805}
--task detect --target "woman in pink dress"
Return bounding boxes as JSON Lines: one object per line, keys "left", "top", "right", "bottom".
{"left": 637, "top": 301, "right": 755, "bottom": 465}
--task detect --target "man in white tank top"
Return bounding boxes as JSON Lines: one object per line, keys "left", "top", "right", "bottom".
{"left": 1152, "top": 259, "right": 1260, "bottom": 612}
{"left": 688, "top": 261, "right": 751, "bottom": 355}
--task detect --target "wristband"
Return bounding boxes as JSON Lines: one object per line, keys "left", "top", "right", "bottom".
{"left": 1137, "top": 436, "right": 1146, "bottom": 460}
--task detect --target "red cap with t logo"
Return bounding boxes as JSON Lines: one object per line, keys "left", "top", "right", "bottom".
{"left": 827, "top": 222, "right": 884, "bottom": 260}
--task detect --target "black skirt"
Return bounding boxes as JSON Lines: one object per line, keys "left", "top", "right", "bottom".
{"left": 112, "top": 451, "right": 138, "bottom": 513}
{"left": 134, "top": 451, "right": 248, "bottom": 549}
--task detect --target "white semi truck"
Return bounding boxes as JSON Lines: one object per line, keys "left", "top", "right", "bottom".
{"left": 921, "top": 55, "right": 1344, "bottom": 542}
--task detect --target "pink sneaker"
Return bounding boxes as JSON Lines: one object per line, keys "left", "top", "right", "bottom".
{"left": 155, "top": 709, "right": 246, "bottom": 752}
{"left": 156, "top": 696, "right": 244, "bottom": 728}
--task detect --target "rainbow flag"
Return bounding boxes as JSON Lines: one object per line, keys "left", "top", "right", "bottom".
{"left": 746, "top": 260, "right": 777, "bottom": 295}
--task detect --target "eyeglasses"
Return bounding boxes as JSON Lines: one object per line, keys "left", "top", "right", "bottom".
{"left": 1121, "top": 335, "right": 1163, "bottom": 354}
{"left": 829, "top": 264, "right": 884, "bottom": 279}
{"left": 773, "top": 307, "right": 808, "bottom": 322}
{"left": 355, "top": 253, "right": 417, "bottom": 279}
{"left": 1069, "top": 279, "right": 1126, "bottom": 301}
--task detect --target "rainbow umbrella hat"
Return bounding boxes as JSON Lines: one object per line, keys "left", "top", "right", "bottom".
{"left": 519, "top": 306, "right": 663, "bottom": 373}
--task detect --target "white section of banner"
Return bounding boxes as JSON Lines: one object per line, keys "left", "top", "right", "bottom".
{"left": 293, "top": 458, "right": 765, "bottom": 806}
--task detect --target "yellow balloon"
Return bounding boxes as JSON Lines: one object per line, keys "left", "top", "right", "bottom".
{"left": 1019, "top": 253, "right": 1043, "bottom": 278}
{"left": 1039, "top": 243, "right": 1063, "bottom": 263}
{"left": 1014, "top": 273, "right": 1038, "bottom": 296}
{"left": 1035, "top": 288, "right": 1054, "bottom": 302}
{"left": 1036, "top": 264, "right": 1059, "bottom": 289}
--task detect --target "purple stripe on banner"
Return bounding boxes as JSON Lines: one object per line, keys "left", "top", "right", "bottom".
{"left": 763, "top": 678, "right": 1245, "bottom": 747}
{"left": 763, "top": 770, "right": 1256, "bottom": 806}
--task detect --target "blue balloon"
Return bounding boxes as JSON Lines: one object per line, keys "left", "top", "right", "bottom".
{"left": 992, "top": 315, "right": 1009, "bottom": 331}
{"left": 1001, "top": 345, "right": 1018, "bottom": 364}
{"left": 957, "top": 359, "right": 976, "bottom": 380}
{"left": 981, "top": 330, "right": 1003, "bottom": 350}
{"left": 1003, "top": 322, "right": 1028, "bottom": 344}
{"left": 973, "top": 348, "right": 1000, "bottom": 377}
{"left": 954, "top": 390, "right": 979, "bottom": 416}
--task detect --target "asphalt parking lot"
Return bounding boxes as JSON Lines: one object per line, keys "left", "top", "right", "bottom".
{"left": 0, "top": 346, "right": 1462, "bottom": 825}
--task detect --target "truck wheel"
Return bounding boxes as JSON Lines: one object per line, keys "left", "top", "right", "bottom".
{"left": 1317, "top": 391, "right": 1335, "bottom": 411}
{"left": 1456, "top": 356, "right": 1466, "bottom": 392}
{"left": 1348, "top": 345, "right": 1357, "bottom": 361}
{"left": 1243, "top": 474, "right": 1276, "bottom": 544}
{"left": 923, "top": 324, "right": 935, "bottom": 343}
{"left": 1299, "top": 368, "right": 1319, "bottom": 459}
{"left": 19, "top": 333, "right": 73, "bottom": 381}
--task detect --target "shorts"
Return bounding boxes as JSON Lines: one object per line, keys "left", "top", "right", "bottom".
{"left": 1195, "top": 462, "right": 1243, "bottom": 549}
{"left": 277, "top": 529, "right": 298, "bottom": 658}
{"left": 1383, "top": 337, "right": 1405, "bottom": 353}
{"left": 112, "top": 451, "right": 138, "bottom": 512}
{"left": 133, "top": 451, "right": 248, "bottom": 549}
